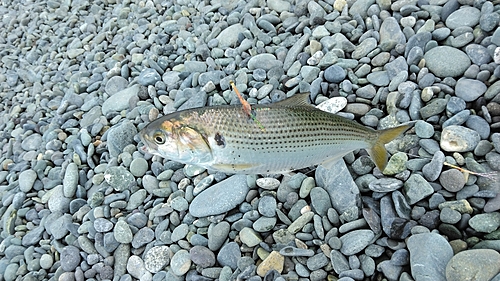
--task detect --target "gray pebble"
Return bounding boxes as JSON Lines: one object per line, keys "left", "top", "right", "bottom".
{"left": 469, "top": 213, "right": 500, "bottom": 233}
{"left": 144, "top": 246, "right": 171, "bottom": 273}
{"left": 466, "top": 115, "right": 490, "bottom": 140}
{"left": 339, "top": 230, "right": 375, "bottom": 256}
{"left": 445, "top": 6, "right": 480, "bottom": 29}
{"left": 455, "top": 78, "right": 487, "bottom": 102}
{"left": 171, "top": 223, "right": 189, "bottom": 242}
{"left": 114, "top": 219, "right": 133, "bottom": 244}
{"left": 190, "top": 175, "right": 249, "bottom": 217}
{"left": 107, "top": 120, "right": 138, "bottom": 157}
{"left": 129, "top": 158, "right": 148, "bottom": 177}
{"left": 208, "top": 221, "right": 230, "bottom": 251}
{"left": 407, "top": 233, "right": 453, "bottom": 281}
{"left": 252, "top": 217, "right": 277, "bottom": 232}
{"left": 94, "top": 218, "right": 114, "bottom": 232}
{"left": 440, "top": 125, "right": 481, "bottom": 152}
{"left": 217, "top": 242, "right": 241, "bottom": 270}
{"left": 422, "top": 151, "right": 445, "bottom": 181}
{"left": 104, "top": 166, "right": 136, "bottom": 191}
{"left": 442, "top": 110, "right": 470, "bottom": 128}
{"left": 258, "top": 196, "right": 277, "bottom": 217}
{"left": 132, "top": 227, "right": 154, "bottom": 248}
{"left": 324, "top": 65, "right": 346, "bottom": 83}
{"left": 170, "top": 249, "right": 191, "bottom": 276}
{"left": 190, "top": 246, "right": 215, "bottom": 268}
{"left": 404, "top": 174, "right": 434, "bottom": 205}
{"left": 415, "top": 120, "right": 434, "bottom": 138}
{"left": 446, "top": 97, "right": 466, "bottom": 115}
{"left": 310, "top": 187, "right": 332, "bottom": 216}
{"left": 439, "top": 169, "right": 466, "bottom": 192}
{"left": 18, "top": 169, "right": 37, "bottom": 192}
{"left": 440, "top": 207, "right": 462, "bottom": 224}
{"left": 21, "top": 133, "right": 43, "bottom": 151}
{"left": 424, "top": 46, "right": 471, "bottom": 78}
{"left": 63, "top": 163, "right": 78, "bottom": 198}
{"left": 307, "top": 253, "right": 329, "bottom": 271}
{"left": 60, "top": 245, "right": 81, "bottom": 272}
{"left": 446, "top": 250, "right": 500, "bottom": 281}
{"left": 102, "top": 84, "right": 140, "bottom": 115}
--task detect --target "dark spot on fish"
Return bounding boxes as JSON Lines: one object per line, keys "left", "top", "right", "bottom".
{"left": 214, "top": 132, "right": 225, "bottom": 147}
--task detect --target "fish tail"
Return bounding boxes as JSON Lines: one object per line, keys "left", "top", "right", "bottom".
{"left": 368, "top": 122, "right": 414, "bottom": 172}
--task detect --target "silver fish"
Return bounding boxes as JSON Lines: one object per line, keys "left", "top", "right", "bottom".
{"left": 139, "top": 93, "right": 412, "bottom": 174}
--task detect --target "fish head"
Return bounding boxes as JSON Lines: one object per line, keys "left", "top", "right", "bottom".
{"left": 139, "top": 117, "right": 213, "bottom": 165}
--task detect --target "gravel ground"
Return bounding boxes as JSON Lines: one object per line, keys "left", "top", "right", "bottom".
{"left": 1, "top": 0, "right": 500, "bottom": 281}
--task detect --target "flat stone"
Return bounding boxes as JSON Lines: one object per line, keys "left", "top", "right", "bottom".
{"left": 446, "top": 249, "right": 500, "bottom": 281}
{"left": 408, "top": 233, "right": 453, "bottom": 281}
{"left": 339, "top": 229, "right": 375, "bottom": 256}
{"left": 256, "top": 251, "right": 284, "bottom": 277}
{"left": 102, "top": 84, "right": 140, "bottom": 115}
{"left": 190, "top": 175, "right": 249, "bottom": 217}
{"left": 469, "top": 213, "right": 500, "bottom": 233}
{"left": 424, "top": 46, "right": 471, "bottom": 78}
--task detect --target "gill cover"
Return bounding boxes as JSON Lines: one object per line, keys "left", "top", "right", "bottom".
{"left": 165, "top": 120, "right": 213, "bottom": 165}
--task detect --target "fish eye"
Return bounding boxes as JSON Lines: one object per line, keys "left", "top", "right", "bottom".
{"left": 153, "top": 131, "right": 166, "bottom": 144}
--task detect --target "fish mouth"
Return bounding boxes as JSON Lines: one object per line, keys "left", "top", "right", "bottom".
{"left": 138, "top": 130, "right": 158, "bottom": 154}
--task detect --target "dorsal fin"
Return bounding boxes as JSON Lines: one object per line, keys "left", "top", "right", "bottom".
{"left": 273, "top": 93, "right": 312, "bottom": 107}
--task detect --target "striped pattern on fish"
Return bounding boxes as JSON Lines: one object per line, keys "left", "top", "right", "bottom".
{"left": 139, "top": 94, "right": 412, "bottom": 174}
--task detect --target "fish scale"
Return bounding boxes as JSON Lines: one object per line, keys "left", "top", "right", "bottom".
{"left": 140, "top": 94, "right": 412, "bottom": 174}
{"left": 195, "top": 105, "right": 379, "bottom": 173}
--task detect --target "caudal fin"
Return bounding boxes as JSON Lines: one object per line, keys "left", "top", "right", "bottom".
{"left": 367, "top": 122, "right": 414, "bottom": 172}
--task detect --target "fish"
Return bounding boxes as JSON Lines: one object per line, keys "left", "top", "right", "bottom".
{"left": 139, "top": 93, "right": 412, "bottom": 174}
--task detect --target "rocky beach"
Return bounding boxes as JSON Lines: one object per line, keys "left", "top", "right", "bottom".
{"left": 1, "top": 0, "right": 500, "bottom": 280}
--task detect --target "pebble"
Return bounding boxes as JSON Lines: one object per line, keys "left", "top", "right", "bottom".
{"left": 1, "top": 1, "right": 498, "bottom": 281}
{"left": 190, "top": 175, "right": 249, "bottom": 217}
{"left": 446, "top": 249, "right": 500, "bottom": 281}
{"left": 170, "top": 250, "right": 191, "bottom": 276}
{"left": 339, "top": 230, "right": 375, "bottom": 256}
{"left": 18, "top": 169, "right": 37, "bottom": 192}
{"left": 407, "top": 233, "right": 453, "bottom": 281}
{"left": 144, "top": 246, "right": 171, "bottom": 273}
{"left": 190, "top": 246, "right": 215, "bottom": 268}
{"left": 324, "top": 65, "right": 346, "bottom": 83}
{"left": 404, "top": 174, "right": 434, "bottom": 205}
{"left": 423, "top": 46, "right": 471, "bottom": 77}
{"left": 60, "top": 245, "right": 81, "bottom": 272}
{"left": 256, "top": 251, "right": 284, "bottom": 277}
{"left": 440, "top": 125, "right": 481, "bottom": 152}
{"left": 102, "top": 84, "right": 140, "bottom": 115}
{"left": 240, "top": 227, "right": 262, "bottom": 247}
{"left": 114, "top": 219, "right": 133, "bottom": 244}
{"left": 316, "top": 162, "right": 361, "bottom": 220}
{"left": 469, "top": 213, "right": 500, "bottom": 233}
{"left": 217, "top": 242, "right": 241, "bottom": 270}
{"left": 455, "top": 78, "right": 487, "bottom": 102}
{"left": 439, "top": 169, "right": 466, "bottom": 192}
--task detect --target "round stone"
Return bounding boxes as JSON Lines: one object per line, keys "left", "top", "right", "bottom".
{"left": 439, "top": 169, "right": 466, "bottom": 192}
{"left": 130, "top": 158, "right": 148, "bottom": 177}
{"left": 424, "top": 46, "right": 471, "bottom": 77}
{"left": 170, "top": 249, "right": 191, "bottom": 276}
{"left": 39, "top": 254, "right": 54, "bottom": 269}
{"left": 324, "top": 65, "right": 346, "bottom": 83}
